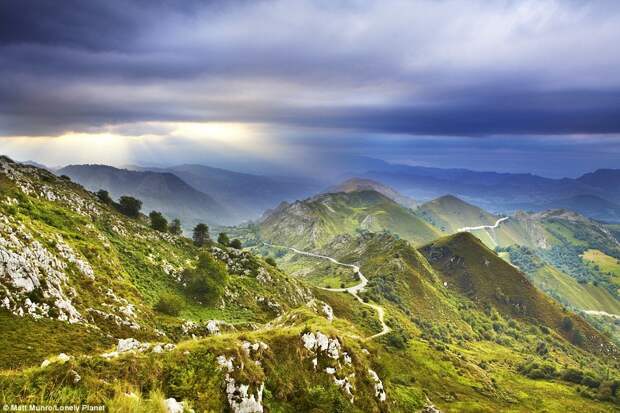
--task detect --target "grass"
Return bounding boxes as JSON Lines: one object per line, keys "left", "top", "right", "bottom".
{"left": 583, "top": 249, "right": 620, "bottom": 276}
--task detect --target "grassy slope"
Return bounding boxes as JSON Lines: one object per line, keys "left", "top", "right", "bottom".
{"left": 420, "top": 233, "right": 616, "bottom": 356}
{"left": 259, "top": 190, "right": 441, "bottom": 249}
{"left": 0, "top": 159, "right": 310, "bottom": 369}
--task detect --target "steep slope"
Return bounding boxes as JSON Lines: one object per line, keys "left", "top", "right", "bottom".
{"left": 416, "top": 195, "right": 500, "bottom": 233}
{"left": 325, "top": 177, "right": 417, "bottom": 208}
{"left": 2, "top": 156, "right": 620, "bottom": 411}
{"left": 258, "top": 232, "right": 620, "bottom": 410}
{"left": 57, "top": 164, "right": 231, "bottom": 226}
{"left": 257, "top": 190, "right": 441, "bottom": 249}
{"left": 420, "top": 233, "right": 615, "bottom": 355}
{"left": 0, "top": 157, "right": 311, "bottom": 369}
{"left": 141, "top": 164, "right": 320, "bottom": 221}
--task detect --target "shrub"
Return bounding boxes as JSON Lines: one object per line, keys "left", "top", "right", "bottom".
{"left": 182, "top": 252, "right": 228, "bottom": 302}
{"left": 518, "top": 360, "right": 557, "bottom": 379}
{"left": 217, "top": 232, "right": 230, "bottom": 246}
{"left": 561, "top": 368, "right": 584, "bottom": 384}
{"left": 149, "top": 211, "right": 168, "bottom": 232}
{"left": 561, "top": 316, "right": 573, "bottom": 331}
{"left": 229, "top": 239, "right": 242, "bottom": 249}
{"left": 154, "top": 293, "right": 184, "bottom": 316}
{"left": 265, "top": 257, "right": 277, "bottom": 267}
{"left": 96, "top": 189, "right": 113, "bottom": 205}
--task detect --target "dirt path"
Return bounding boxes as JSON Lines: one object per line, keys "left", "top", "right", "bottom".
{"left": 264, "top": 243, "right": 391, "bottom": 340}
{"left": 457, "top": 216, "right": 509, "bottom": 233}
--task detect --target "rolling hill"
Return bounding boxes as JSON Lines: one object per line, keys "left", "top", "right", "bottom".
{"left": 139, "top": 163, "right": 321, "bottom": 222}
{"left": 1, "top": 157, "right": 619, "bottom": 411}
{"left": 257, "top": 190, "right": 441, "bottom": 249}
{"left": 57, "top": 164, "right": 232, "bottom": 226}
{"left": 325, "top": 177, "right": 417, "bottom": 208}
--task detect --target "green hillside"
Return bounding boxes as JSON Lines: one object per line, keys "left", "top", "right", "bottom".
{"left": 257, "top": 190, "right": 441, "bottom": 249}
{"left": 2, "top": 158, "right": 619, "bottom": 412}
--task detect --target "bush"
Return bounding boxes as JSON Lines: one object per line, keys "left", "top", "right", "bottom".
{"left": 217, "top": 232, "right": 230, "bottom": 246}
{"left": 96, "top": 189, "right": 113, "bottom": 205}
{"left": 149, "top": 211, "right": 168, "bottom": 232}
{"left": 154, "top": 293, "right": 183, "bottom": 316}
{"left": 118, "top": 195, "right": 142, "bottom": 218}
{"left": 561, "top": 316, "right": 574, "bottom": 331}
{"left": 182, "top": 252, "right": 228, "bottom": 302}
{"left": 265, "top": 257, "right": 277, "bottom": 267}
{"left": 561, "top": 368, "right": 584, "bottom": 384}
{"left": 229, "top": 239, "right": 242, "bottom": 249}
{"left": 518, "top": 360, "right": 557, "bottom": 379}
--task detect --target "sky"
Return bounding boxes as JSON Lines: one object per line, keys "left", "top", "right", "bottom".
{"left": 1, "top": 0, "right": 619, "bottom": 178}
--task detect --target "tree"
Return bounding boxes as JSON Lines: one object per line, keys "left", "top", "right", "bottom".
{"left": 149, "top": 211, "right": 168, "bottom": 232}
{"left": 118, "top": 195, "right": 142, "bottom": 218}
{"left": 561, "top": 316, "right": 574, "bottom": 331}
{"left": 229, "top": 239, "right": 242, "bottom": 249}
{"left": 217, "top": 232, "right": 230, "bottom": 246}
{"left": 181, "top": 252, "right": 228, "bottom": 302}
{"left": 168, "top": 218, "right": 182, "bottom": 235}
{"left": 193, "top": 223, "right": 210, "bottom": 247}
{"left": 96, "top": 189, "right": 113, "bottom": 205}
{"left": 265, "top": 257, "right": 277, "bottom": 267}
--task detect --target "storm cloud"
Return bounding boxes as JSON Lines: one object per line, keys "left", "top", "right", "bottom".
{"left": 1, "top": 0, "right": 619, "bottom": 136}
{"left": 1, "top": 0, "right": 620, "bottom": 175}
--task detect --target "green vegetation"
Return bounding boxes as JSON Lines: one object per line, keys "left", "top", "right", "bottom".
{"left": 257, "top": 190, "right": 441, "bottom": 249}
{"left": 168, "top": 218, "right": 182, "bottom": 235}
{"left": 154, "top": 293, "right": 184, "bottom": 316}
{"left": 118, "top": 195, "right": 142, "bottom": 218}
{"left": 181, "top": 252, "right": 229, "bottom": 303}
{"left": 192, "top": 222, "right": 210, "bottom": 246}
{"left": 1, "top": 158, "right": 619, "bottom": 411}
{"left": 217, "top": 231, "right": 230, "bottom": 246}
{"left": 149, "top": 210, "right": 168, "bottom": 232}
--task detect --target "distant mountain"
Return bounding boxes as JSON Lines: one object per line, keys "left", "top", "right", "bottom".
{"left": 258, "top": 190, "right": 440, "bottom": 249}
{"left": 57, "top": 164, "right": 231, "bottom": 226}
{"left": 513, "top": 194, "right": 620, "bottom": 223}
{"left": 324, "top": 177, "right": 417, "bottom": 208}
{"left": 358, "top": 161, "right": 620, "bottom": 214}
{"left": 136, "top": 164, "right": 321, "bottom": 222}
{"left": 577, "top": 169, "right": 620, "bottom": 192}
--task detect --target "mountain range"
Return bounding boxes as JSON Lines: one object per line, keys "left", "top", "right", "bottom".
{"left": 3, "top": 157, "right": 619, "bottom": 411}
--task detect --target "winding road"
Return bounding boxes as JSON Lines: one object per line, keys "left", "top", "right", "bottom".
{"left": 264, "top": 243, "right": 390, "bottom": 340}
{"left": 457, "top": 216, "right": 509, "bottom": 233}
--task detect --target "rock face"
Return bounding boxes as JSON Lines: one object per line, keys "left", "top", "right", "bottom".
{"left": 368, "top": 369, "right": 387, "bottom": 402}
{"left": 0, "top": 214, "right": 83, "bottom": 323}
{"left": 216, "top": 341, "right": 269, "bottom": 413}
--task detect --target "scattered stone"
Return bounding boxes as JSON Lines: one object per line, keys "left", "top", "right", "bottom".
{"left": 164, "top": 397, "right": 185, "bottom": 413}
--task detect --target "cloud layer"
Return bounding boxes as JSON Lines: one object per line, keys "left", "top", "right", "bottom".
{"left": 1, "top": 0, "right": 619, "bottom": 175}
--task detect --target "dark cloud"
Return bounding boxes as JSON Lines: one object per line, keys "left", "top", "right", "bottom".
{"left": 1, "top": 0, "right": 620, "bottom": 143}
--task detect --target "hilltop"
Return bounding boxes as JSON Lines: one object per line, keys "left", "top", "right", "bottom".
{"left": 1, "top": 157, "right": 619, "bottom": 411}
{"left": 256, "top": 190, "right": 440, "bottom": 249}
{"left": 325, "top": 178, "right": 417, "bottom": 208}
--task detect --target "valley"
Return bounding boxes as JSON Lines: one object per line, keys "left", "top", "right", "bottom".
{"left": 1, "top": 157, "right": 619, "bottom": 412}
